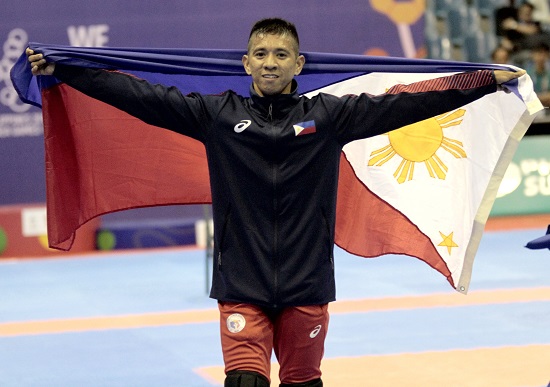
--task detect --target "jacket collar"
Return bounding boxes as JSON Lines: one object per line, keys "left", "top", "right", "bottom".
{"left": 249, "top": 80, "right": 301, "bottom": 119}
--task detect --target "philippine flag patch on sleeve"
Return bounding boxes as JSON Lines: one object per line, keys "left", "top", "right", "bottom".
{"left": 293, "top": 120, "right": 316, "bottom": 136}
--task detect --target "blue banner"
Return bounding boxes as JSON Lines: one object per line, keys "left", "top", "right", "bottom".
{"left": 1, "top": 0, "right": 426, "bottom": 205}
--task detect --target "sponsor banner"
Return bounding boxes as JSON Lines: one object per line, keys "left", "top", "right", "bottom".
{"left": 492, "top": 135, "right": 550, "bottom": 216}
{"left": 1, "top": 0, "right": 425, "bottom": 205}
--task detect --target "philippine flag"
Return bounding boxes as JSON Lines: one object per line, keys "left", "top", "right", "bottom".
{"left": 293, "top": 120, "right": 316, "bottom": 136}
{"left": 10, "top": 44, "right": 542, "bottom": 293}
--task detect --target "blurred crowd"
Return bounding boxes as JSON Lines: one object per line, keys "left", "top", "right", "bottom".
{"left": 426, "top": 0, "right": 549, "bottom": 112}
{"left": 491, "top": 0, "right": 550, "bottom": 108}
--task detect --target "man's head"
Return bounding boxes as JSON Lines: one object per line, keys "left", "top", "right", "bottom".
{"left": 532, "top": 42, "right": 550, "bottom": 70}
{"left": 491, "top": 46, "right": 510, "bottom": 64}
{"left": 242, "top": 18, "right": 305, "bottom": 96}
{"left": 247, "top": 18, "right": 300, "bottom": 54}
{"left": 517, "top": 2, "right": 535, "bottom": 22}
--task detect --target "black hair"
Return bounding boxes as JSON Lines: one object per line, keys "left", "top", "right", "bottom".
{"left": 519, "top": 1, "right": 535, "bottom": 10}
{"left": 247, "top": 18, "right": 300, "bottom": 53}
{"left": 534, "top": 42, "right": 550, "bottom": 52}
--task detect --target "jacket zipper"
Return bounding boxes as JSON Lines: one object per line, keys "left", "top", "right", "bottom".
{"left": 269, "top": 103, "right": 279, "bottom": 308}
{"left": 321, "top": 209, "right": 335, "bottom": 271}
{"left": 217, "top": 206, "right": 231, "bottom": 271}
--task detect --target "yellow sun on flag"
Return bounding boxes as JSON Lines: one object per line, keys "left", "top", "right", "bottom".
{"left": 368, "top": 109, "right": 467, "bottom": 184}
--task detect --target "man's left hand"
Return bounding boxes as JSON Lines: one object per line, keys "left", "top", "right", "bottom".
{"left": 494, "top": 69, "right": 526, "bottom": 84}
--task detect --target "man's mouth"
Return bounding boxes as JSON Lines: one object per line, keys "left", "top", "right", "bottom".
{"left": 262, "top": 74, "right": 278, "bottom": 79}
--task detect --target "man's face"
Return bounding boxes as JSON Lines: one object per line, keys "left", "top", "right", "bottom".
{"left": 518, "top": 4, "right": 533, "bottom": 22}
{"left": 242, "top": 33, "right": 305, "bottom": 96}
{"left": 492, "top": 48, "right": 509, "bottom": 64}
{"left": 533, "top": 49, "right": 549, "bottom": 67}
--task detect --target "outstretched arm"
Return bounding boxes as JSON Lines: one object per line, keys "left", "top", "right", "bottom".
{"left": 25, "top": 47, "right": 209, "bottom": 142}
{"left": 335, "top": 68, "right": 527, "bottom": 144}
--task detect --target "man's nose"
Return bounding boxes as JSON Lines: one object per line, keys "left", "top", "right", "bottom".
{"left": 263, "top": 54, "right": 277, "bottom": 69}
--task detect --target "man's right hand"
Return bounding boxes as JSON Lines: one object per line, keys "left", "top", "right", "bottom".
{"left": 27, "top": 48, "right": 56, "bottom": 76}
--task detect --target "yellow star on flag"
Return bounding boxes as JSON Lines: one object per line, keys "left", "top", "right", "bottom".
{"left": 438, "top": 231, "right": 459, "bottom": 255}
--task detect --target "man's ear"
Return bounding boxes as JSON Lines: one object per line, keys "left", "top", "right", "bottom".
{"left": 295, "top": 55, "right": 305, "bottom": 76}
{"left": 242, "top": 55, "right": 252, "bottom": 75}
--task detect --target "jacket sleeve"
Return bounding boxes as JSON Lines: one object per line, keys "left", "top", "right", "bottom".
{"left": 332, "top": 70, "right": 498, "bottom": 145}
{"left": 52, "top": 63, "right": 210, "bottom": 142}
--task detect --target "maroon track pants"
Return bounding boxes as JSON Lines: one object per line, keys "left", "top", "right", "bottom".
{"left": 218, "top": 302, "right": 329, "bottom": 384}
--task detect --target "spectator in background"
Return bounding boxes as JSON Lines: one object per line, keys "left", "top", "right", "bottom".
{"left": 496, "top": 0, "right": 519, "bottom": 40}
{"left": 499, "top": 2, "right": 550, "bottom": 55}
{"left": 491, "top": 45, "right": 512, "bottom": 64}
{"left": 526, "top": 42, "right": 550, "bottom": 107}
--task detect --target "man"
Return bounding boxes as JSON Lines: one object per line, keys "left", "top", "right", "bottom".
{"left": 526, "top": 42, "right": 550, "bottom": 108}
{"left": 28, "top": 18, "right": 524, "bottom": 387}
{"left": 500, "top": 1, "right": 550, "bottom": 53}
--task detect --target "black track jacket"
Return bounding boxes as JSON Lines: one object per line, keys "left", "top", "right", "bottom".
{"left": 53, "top": 65, "right": 498, "bottom": 308}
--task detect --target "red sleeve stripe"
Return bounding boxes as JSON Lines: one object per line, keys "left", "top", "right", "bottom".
{"left": 386, "top": 70, "right": 494, "bottom": 95}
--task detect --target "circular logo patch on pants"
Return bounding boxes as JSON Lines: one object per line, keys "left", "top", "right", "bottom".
{"left": 227, "top": 313, "right": 246, "bottom": 333}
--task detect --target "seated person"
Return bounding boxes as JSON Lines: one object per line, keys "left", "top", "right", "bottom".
{"left": 499, "top": 2, "right": 549, "bottom": 52}
{"left": 526, "top": 42, "right": 550, "bottom": 108}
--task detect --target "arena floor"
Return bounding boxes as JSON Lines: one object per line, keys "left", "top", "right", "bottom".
{"left": 0, "top": 218, "right": 549, "bottom": 386}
